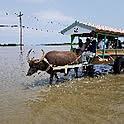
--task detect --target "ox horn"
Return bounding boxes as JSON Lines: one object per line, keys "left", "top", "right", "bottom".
{"left": 39, "top": 49, "right": 46, "bottom": 61}
{"left": 26, "top": 49, "right": 32, "bottom": 63}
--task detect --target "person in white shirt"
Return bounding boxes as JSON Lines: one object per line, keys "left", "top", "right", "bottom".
{"left": 98, "top": 38, "right": 104, "bottom": 49}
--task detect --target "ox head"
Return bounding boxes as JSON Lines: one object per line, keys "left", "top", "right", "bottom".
{"left": 26, "top": 49, "right": 46, "bottom": 76}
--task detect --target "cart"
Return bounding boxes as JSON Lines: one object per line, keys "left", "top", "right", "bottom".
{"left": 57, "top": 20, "right": 124, "bottom": 74}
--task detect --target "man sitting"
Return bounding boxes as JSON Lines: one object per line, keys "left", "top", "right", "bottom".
{"left": 82, "top": 40, "right": 96, "bottom": 64}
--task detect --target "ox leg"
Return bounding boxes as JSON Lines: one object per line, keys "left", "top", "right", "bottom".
{"left": 74, "top": 67, "right": 78, "bottom": 78}
{"left": 49, "top": 74, "right": 53, "bottom": 85}
{"left": 55, "top": 73, "right": 59, "bottom": 81}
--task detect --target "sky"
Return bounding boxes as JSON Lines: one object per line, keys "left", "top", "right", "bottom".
{"left": 0, "top": 0, "right": 124, "bottom": 45}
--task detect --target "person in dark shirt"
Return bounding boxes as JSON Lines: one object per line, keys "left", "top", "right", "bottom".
{"left": 113, "top": 39, "right": 122, "bottom": 49}
{"left": 77, "top": 38, "right": 91, "bottom": 53}
{"left": 76, "top": 39, "right": 84, "bottom": 54}
{"left": 87, "top": 40, "right": 96, "bottom": 53}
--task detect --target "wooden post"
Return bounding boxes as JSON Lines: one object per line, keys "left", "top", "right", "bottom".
{"left": 16, "top": 12, "right": 23, "bottom": 52}
{"left": 70, "top": 35, "right": 75, "bottom": 51}
{"left": 19, "top": 12, "right": 23, "bottom": 47}
{"left": 96, "top": 34, "right": 98, "bottom": 52}
{"left": 115, "top": 38, "right": 119, "bottom": 55}
{"left": 103, "top": 35, "right": 106, "bottom": 59}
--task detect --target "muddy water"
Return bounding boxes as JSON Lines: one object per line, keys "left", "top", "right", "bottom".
{"left": 0, "top": 46, "right": 124, "bottom": 124}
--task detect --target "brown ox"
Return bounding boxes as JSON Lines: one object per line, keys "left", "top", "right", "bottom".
{"left": 26, "top": 49, "right": 79, "bottom": 84}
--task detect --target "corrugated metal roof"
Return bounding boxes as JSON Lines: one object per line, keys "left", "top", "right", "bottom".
{"left": 60, "top": 20, "right": 124, "bottom": 37}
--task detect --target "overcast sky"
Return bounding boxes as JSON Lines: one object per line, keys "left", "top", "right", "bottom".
{"left": 0, "top": 0, "right": 124, "bottom": 45}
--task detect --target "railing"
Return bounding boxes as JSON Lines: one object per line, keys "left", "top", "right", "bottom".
{"left": 96, "top": 49, "right": 124, "bottom": 56}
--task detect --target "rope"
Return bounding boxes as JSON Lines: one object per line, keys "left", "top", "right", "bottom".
{"left": 70, "top": 55, "right": 82, "bottom": 65}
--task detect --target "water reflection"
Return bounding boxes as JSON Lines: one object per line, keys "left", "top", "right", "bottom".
{"left": 20, "top": 45, "right": 23, "bottom": 54}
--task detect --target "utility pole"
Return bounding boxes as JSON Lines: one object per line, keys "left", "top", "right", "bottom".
{"left": 15, "top": 12, "right": 23, "bottom": 51}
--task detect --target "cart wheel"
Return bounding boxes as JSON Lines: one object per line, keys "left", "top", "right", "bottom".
{"left": 113, "top": 57, "right": 124, "bottom": 74}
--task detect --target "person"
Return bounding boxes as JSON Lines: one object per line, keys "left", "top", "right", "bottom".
{"left": 75, "top": 39, "right": 84, "bottom": 62}
{"left": 114, "top": 39, "right": 122, "bottom": 49}
{"left": 77, "top": 38, "right": 91, "bottom": 52}
{"left": 87, "top": 40, "right": 96, "bottom": 53}
{"left": 84, "top": 38, "right": 91, "bottom": 50}
{"left": 118, "top": 40, "right": 122, "bottom": 49}
{"left": 97, "top": 38, "right": 104, "bottom": 49}
{"left": 82, "top": 40, "right": 96, "bottom": 64}
{"left": 115, "top": 40, "right": 122, "bottom": 49}
{"left": 113, "top": 39, "right": 117, "bottom": 49}
{"left": 77, "top": 39, "right": 84, "bottom": 51}
{"left": 76, "top": 38, "right": 91, "bottom": 63}
{"left": 76, "top": 38, "right": 88, "bottom": 55}
{"left": 106, "top": 40, "right": 113, "bottom": 49}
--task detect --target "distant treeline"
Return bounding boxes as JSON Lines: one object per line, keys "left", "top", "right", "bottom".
{"left": 0, "top": 43, "right": 78, "bottom": 46}
{"left": 45, "top": 43, "right": 78, "bottom": 46}
{"left": 0, "top": 44, "right": 24, "bottom": 46}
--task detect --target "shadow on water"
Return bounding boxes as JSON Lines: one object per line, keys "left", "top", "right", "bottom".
{"left": 23, "top": 69, "right": 80, "bottom": 89}
{"left": 24, "top": 78, "right": 49, "bottom": 89}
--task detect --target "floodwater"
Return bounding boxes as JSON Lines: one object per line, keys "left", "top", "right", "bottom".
{"left": 0, "top": 46, "right": 124, "bottom": 124}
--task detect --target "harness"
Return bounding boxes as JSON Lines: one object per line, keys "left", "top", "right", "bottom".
{"left": 43, "top": 58, "right": 53, "bottom": 72}
{"left": 70, "top": 55, "right": 82, "bottom": 64}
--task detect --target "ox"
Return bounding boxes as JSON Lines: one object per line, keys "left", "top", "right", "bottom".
{"left": 26, "top": 49, "right": 79, "bottom": 84}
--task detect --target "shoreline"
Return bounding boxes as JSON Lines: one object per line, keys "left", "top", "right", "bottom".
{"left": 0, "top": 43, "right": 78, "bottom": 47}
{"left": 0, "top": 43, "right": 24, "bottom": 47}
